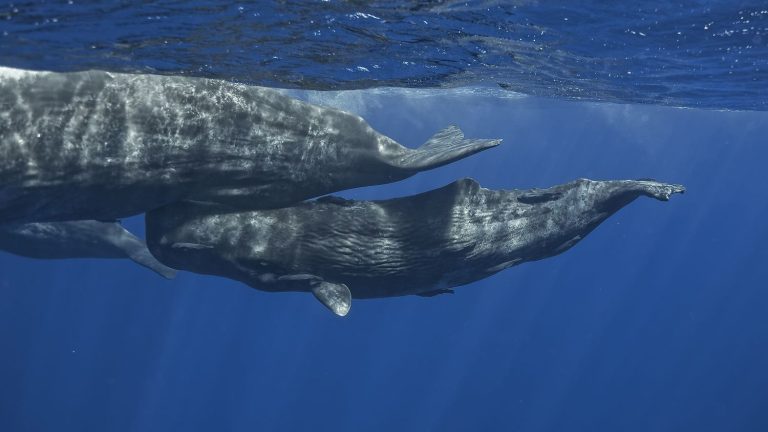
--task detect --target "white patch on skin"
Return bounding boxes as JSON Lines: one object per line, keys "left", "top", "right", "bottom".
{"left": 258, "top": 273, "right": 276, "bottom": 283}
{"left": 0, "top": 67, "right": 48, "bottom": 80}
{"left": 485, "top": 258, "right": 523, "bottom": 273}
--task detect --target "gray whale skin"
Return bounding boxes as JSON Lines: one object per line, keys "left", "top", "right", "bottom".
{"left": 0, "top": 220, "right": 176, "bottom": 279}
{"left": 146, "top": 178, "right": 685, "bottom": 316}
{"left": 0, "top": 68, "right": 499, "bottom": 223}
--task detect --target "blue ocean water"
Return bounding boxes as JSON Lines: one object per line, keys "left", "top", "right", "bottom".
{"left": 1, "top": 1, "right": 767, "bottom": 110}
{"left": 1, "top": 2, "right": 768, "bottom": 432}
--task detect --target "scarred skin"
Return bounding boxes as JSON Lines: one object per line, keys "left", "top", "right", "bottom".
{"left": 0, "top": 67, "right": 499, "bottom": 223}
{"left": 145, "top": 178, "right": 684, "bottom": 315}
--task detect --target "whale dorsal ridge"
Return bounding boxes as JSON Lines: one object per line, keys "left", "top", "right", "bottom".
{"left": 517, "top": 190, "right": 563, "bottom": 204}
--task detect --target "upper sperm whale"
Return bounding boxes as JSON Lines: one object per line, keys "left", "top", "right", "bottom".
{"left": 0, "top": 67, "right": 500, "bottom": 223}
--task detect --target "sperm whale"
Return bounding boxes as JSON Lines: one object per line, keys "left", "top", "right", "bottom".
{"left": 146, "top": 178, "right": 684, "bottom": 316}
{"left": 0, "top": 220, "right": 176, "bottom": 279}
{"left": 0, "top": 67, "right": 500, "bottom": 223}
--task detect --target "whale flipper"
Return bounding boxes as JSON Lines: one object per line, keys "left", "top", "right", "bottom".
{"left": 398, "top": 126, "right": 502, "bottom": 171}
{"left": 416, "top": 288, "right": 455, "bottom": 297}
{"left": 171, "top": 242, "right": 214, "bottom": 250}
{"left": 312, "top": 281, "right": 352, "bottom": 317}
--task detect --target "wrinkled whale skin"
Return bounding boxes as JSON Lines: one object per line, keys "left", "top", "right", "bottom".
{"left": 0, "top": 67, "right": 499, "bottom": 223}
{"left": 0, "top": 220, "right": 176, "bottom": 279}
{"left": 146, "top": 178, "right": 684, "bottom": 312}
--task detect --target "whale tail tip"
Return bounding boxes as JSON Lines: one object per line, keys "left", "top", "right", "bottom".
{"left": 398, "top": 125, "right": 502, "bottom": 171}
{"left": 635, "top": 180, "right": 686, "bottom": 201}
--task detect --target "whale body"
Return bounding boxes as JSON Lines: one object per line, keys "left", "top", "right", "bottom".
{"left": 0, "top": 67, "right": 500, "bottom": 223}
{"left": 0, "top": 220, "right": 176, "bottom": 279}
{"left": 145, "top": 178, "right": 684, "bottom": 316}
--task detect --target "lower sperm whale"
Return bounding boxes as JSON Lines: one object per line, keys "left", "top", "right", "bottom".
{"left": 0, "top": 220, "right": 176, "bottom": 279}
{"left": 145, "top": 178, "right": 685, "bottom": 316}
{"left": 0, "top": 67, "right": 499, "bottom": 223}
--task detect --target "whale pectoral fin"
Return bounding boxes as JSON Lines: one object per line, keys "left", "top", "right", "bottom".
{"left": 278, "top": 274, "right": 321, "bottom": 281}
{"left": 316, "top": 195, "right": 354, "bottom": 206}
{"left": 416, "top": 288, "right": 455, "bottom": 297}
{"left": 171, "top": 242, "right": 214, "bottom": 250}
{"left": 398, "top": 125, "right": 502, "bottom": 171}
{"left": 311, "top": 281, "right": 352, "bottom": 317}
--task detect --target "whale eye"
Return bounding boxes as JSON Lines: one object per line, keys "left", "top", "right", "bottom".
{"left": 517, "top": 191, "right": 563, "bottom": 204}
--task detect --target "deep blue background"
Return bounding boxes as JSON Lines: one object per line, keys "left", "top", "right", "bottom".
{"left": 1, "top": 89, "right": 767, "bottom": 431}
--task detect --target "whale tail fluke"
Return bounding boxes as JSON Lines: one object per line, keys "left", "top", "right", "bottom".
{"left": 119, "top": 232, "right": 178, "bottom": 279}
{"left": 398, "top": 126, "right": 502, "bottom": 171}
{"left": 126, "top": 247, "right": 178, "bottom": 279}
{"left": 634, "top": 180, "right": 686, "bottom": 201}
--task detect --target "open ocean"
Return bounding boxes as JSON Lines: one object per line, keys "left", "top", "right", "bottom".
{"left": 1, "top": 1, "right": 767, "bottom": 431}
